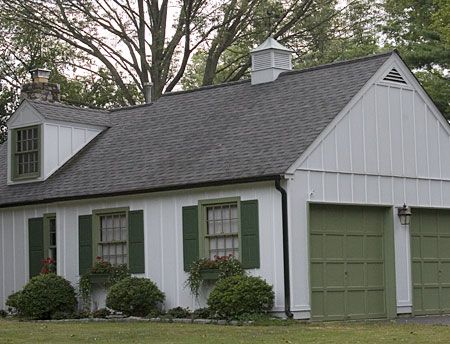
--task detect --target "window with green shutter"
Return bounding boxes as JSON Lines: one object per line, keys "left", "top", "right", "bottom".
{"left": 11, "top": 125, "right": 41, "bottom": 180}
{"left": 182, "top": 197, "right": 260, "bottom": 271}
{"left": 83, "top": 208, "right": 145, "bottom": 274}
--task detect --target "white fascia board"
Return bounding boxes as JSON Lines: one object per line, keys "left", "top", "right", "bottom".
{"left": 285, "top": 53, "right": 449, "bottom": 175}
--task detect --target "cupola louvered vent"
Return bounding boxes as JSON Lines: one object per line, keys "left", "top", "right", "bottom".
{"left": 252, "top": 53, "right": 272, "bottom": 71}
{"left": 383, "top": 68, "right": 407, "bottom": 84}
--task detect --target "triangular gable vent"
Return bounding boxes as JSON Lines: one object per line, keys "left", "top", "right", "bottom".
{"left": 383, "top": 67, "right": 407, "bottom": 84}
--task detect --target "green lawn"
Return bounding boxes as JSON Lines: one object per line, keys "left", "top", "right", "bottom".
{"left": 0, "top": 319, "right": 449, "bottom": 344}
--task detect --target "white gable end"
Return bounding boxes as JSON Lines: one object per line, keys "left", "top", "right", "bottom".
{"left": 292, "top": 56, "right": 450, "bottom": 181}
{"left": 7, "top": 101, "right": 44, "bottom": 128}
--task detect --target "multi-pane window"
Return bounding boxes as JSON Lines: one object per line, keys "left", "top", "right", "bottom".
{"left": 98, "top": 213, "right": 128, "bottom": 265}
{"left": 48, "top": 217, "right": 57, "bottom": 260}
{"left": 14, "top": 126, "right": 40, "bottom": 178}
{"left": 206, "top": 203, "right": 239, "bottom": 259}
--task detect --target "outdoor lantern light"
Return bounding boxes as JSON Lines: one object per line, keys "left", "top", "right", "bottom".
{"left": 397, "top": 204, "right": 412, "bottom": 226}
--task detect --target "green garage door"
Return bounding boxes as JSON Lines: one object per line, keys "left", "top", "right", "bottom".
{"left": 411, "top": 208, "right": 450, "bottom": 315}
{"left": 310, "top": 204, "right": 395, "bottom": 321}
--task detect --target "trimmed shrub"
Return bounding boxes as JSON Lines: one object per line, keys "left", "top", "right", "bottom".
{"left": 106, "top": 277, "right": 165, "bottom": 317}
{"left": 6, "top": 291, "right": 22, "bottom": 315}
{"left": 207, "top": 275, "right": 274, "bottom": 319}
{"left": 92, "top": 308, "right": 111, "bottom": 318}
{"left": 167, "top": 307, "right": 191, "bottom": 319}
{"left": 192, "top": 307, "right": 211, "bottom": 319}
{"left": 8, "top": 274, "right": 77, "bottom": 319}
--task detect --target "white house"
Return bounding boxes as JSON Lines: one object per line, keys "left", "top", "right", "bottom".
{"left": 1, "top": 38, "right": 449, "bottom": 321}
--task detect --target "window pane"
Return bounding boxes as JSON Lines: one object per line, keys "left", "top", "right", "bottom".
{"left": 99, "top": 213, "right": 127, "bottom": 265}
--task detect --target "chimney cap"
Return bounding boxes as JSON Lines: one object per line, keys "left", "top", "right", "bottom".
{"left": 30, "top": 68, "right": 51, "bottom": 83}
{"left": 251, "top": 37, "right": 292, "bottom": 53}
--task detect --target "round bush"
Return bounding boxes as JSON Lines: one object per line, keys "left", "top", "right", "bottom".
{"left": 207, "top": 275, "right": 274, "bottom": 318}
{"left": 106, "top": 277, "right": 165, "bottom": 316}
{"left": 12, "top": 274, "right": 77, "bottom": 319}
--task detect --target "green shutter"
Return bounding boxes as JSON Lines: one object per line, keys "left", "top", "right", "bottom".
{"left": 78, "top": 215, "right": 93, "bottom": 275}
{"left": 241, "top": 200, "right": 260, "bottom": 269}
{"left": 129, "top": 210, "right": 145, "bottom": 274}
{"left": 183, "top": 206, "right": 199, "bottom": 272}
{"left": 28, "top": 217, "right": 44, "bottom": 278}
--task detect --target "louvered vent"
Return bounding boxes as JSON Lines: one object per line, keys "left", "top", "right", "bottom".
{"left": 252, "top": 53, "right": 272, "bottom": 71}
{"left": 383, "top": 68, "right": 407, "bottom": 84}
{"left": 274, "top": 52, "right": 291, "bottom": 69}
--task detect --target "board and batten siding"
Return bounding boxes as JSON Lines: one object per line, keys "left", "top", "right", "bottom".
{"left": 43, "top": 122, "right": 101, "bottom": 180}
{"left": 0, "top": 181, "right": 284, "bottom": 313}
{"left": 288, "top": 78, "right": 450, "bottom": 318}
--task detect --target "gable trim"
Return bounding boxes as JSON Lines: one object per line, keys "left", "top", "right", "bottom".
{"left": 286, "top": 53, "right": 450, "bottom": 175}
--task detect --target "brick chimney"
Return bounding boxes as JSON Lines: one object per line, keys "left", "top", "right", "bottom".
{"left": 20, "top": 68, "right": 60, "bottom": 102}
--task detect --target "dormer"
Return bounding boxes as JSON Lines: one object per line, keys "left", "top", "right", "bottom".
{"left": 7, "top": 70, "right": 110, "bottom": 184}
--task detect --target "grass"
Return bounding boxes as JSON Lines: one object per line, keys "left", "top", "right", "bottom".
{"left": 0, "top": 319, "right": 450, "bottom": 343}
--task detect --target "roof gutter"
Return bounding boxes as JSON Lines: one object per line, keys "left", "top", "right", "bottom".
{"left": 0, "top": 174, "right": 280, "bottom": 209}
{"left": 275, "top": 176, "right": 293, "bottom": 319}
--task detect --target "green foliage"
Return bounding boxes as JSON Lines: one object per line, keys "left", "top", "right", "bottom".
{"left": 51, "top": 311, "right": 73, "bottom": 320}
{"left": 78, "top": 257, "right": 131, "bottom": 310}
{"left": 207, "top": 275, "right": 274, "bottom": 319}
{"left": 7, "top": 274, "right": 77, "bottom": 320}
{"left": 5, "top": 291, "right": 22, "bottom": 315}
{"left": 383, "top": 0, "right": 449, "bottom": 117}
{"left": 92, "top": 308, "right": 111, "bottom": 319}
{"left": 192, "top": 307, "right": 212, "bottom": 319}
{"left": 106, "top": 277, "right": 165, "bottom": 317}
{"left": 167, "top": 307, "right": 192, "bottom": 319}
{"left": 0, "top": 310, "right": 7, "bottom": 318}
{"left": 185, "top": 256, "right": 245, "bottom": 297}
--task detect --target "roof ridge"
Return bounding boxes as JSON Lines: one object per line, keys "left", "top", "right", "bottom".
{"left": 28, "top": 99, "right": 110, "bottom": 113}
{"left": 280, "top": 50, "right": 395, "bottom": 78}
{"left": 162, "top": 79, "right": 250, "bottom": 97}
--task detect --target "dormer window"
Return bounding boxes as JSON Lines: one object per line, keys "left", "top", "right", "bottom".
{"left": 12, "top": 125, "right": 41, "bottom": 180}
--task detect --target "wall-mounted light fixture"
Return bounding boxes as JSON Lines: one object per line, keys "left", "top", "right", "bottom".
{"left": 397, "top": 204, "right": 412, "bottom": 226}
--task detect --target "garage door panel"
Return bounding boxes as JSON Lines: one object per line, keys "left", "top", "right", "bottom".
{"left": 311, "top": 292, "right": 324, "bottom": 318}
{"left": 310, "top": 204, "right": 388, "bottom": 320}
{"left": 367, "top": 290, "right": 385, "bottom": 315}
{"left": 422, "top": 287, "right": 440, "bottom": 311}
{"left": 326, "top": 263, "right": 345, "bottom": 287}
{"left": 346, "top": 236, "right": 364, "bottom": 259}
{"left": 440, "top": 239, "right": 450, "bottom": 258}
{"left": 347, "top": 290, "right": 365, "bottom": 315}
{"left": 440, "top": 288, "right": 450, "bottom": 310}
{"left": 441, "top": 262, "right": 450, "bottom": 283}
{"left": 367, "top": 263, "right": 384, "bottom": 287}
{"left": 422, "top": 262, "right": 439, "bottom": 284}
{"left": 419, "top": 211, "right": 438, "bottom": 234}
{"left": 363, "top": 210, "right": 384, "bottom": 234}
{"left": 412, "top": 237, "right": 421, "bottom": 258}
{"left": 365, "top": 236, "right": 383, "bottom": 259}
{"left": 325, "top": 235, "right": 344, "bottom": 259}
{"left": 412, "top": 262, "right": 422, "bottom": 283}
{"left": 421, "top": 237, "right": 438, "bottom": 258}
{"left": 347, "top": 263, "right": 364, "bottom": 286}
{"left": 326, "top": 291, "right": 346, "bottom": 318}
{"left": 412, "top": 208, "right": 450, "bottom": 315}
{"left": 310, "top": 234, "right": 323, "bottom": 259}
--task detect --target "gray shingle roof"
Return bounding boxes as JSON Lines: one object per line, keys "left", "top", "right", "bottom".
{"left": 29, "top": 100, "right": 111, "bottom": 127}
{"left": 0, "top": 52, "right": 392, "bottom": 207}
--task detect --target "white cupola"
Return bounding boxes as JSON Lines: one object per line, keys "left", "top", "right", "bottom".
{"left": 250, "top": 37, "right": 292, "bottom": 85}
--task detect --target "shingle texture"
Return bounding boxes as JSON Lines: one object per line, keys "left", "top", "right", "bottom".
{"left": 29, "top": 100, "right": 111, "bottom": 127}
{"left": 0, "top": 52, "right": 392, "bottom": 207}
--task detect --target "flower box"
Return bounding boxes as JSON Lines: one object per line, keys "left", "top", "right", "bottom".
{"left": 200, "top": 269, "right": 220, "bottom": 280}
{"left": 88, "top": 273, "right": 110, "bottom": 285}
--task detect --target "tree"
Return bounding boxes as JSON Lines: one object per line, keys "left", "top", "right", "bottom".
{"left": 1, "top": 0, "right": 370, "bottom": 100}
{"left": 383, "top": 0, "right": 450, "bottom": 117}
